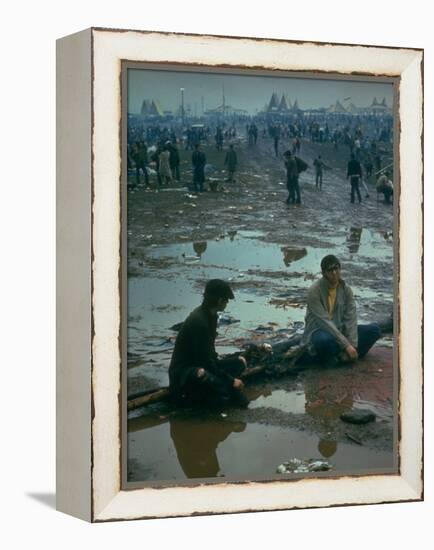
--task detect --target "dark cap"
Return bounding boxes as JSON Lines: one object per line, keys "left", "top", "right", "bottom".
{"left": 320, "top": 254, "right": 341, "bottom": 273}
{"left": 204, "top": 279, "right": 234, "bottom": 300}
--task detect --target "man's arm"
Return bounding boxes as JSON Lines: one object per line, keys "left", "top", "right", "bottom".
{"left": 342, "top": 286, "right": 358, "bottom": 347}
{"left": 183, "top": 317, "right": 218, "bottom": 370}
{"left": 307, "top": 286, "right": 350, "bottom": 349}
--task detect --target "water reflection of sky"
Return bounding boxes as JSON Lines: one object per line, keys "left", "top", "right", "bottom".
{"left": 146, "top": 228, "right": 392, "bottom": 272}
{"left": 128, "top": 229, "right": 393, "bottom": 388}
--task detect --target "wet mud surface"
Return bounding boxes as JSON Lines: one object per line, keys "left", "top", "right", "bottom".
{"left": 126, "top": 132, "right": 395, "bottom": 482}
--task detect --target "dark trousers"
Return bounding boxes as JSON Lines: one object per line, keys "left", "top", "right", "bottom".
{"left": 193, "top": 171, "right": 205, "bottom": 192}
{"left": 171, "top": 164, "right": 180, "bottom": 181}
{"left": 135, "top": 162, "right": 150, "bottom": 187}
{"left": 286, "top": 177, "right": 301, "bottom": 203}
{"left": 181, "top": 357, "right": 244, "bottom": 406}
{"left": 311, "top": 324, "right": 382, "bottom": 363}
{"left": 350, "top": 176, "right": 362, "bottom": 203}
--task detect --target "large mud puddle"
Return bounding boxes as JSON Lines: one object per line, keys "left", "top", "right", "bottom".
{"left": 127, "top": 229, "right": 393, "bottom": 391}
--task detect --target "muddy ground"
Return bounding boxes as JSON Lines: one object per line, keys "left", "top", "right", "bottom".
{"left": 126, "top": 130, "right": 395, "bottom": 483}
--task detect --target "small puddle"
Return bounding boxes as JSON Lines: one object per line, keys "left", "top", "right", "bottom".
{"left": 248, "top": 389, "right": 307, "bottom": 415}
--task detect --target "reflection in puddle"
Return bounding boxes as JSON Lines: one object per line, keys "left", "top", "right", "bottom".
{"left": 170, "top": 417, "right": 246, "bottom": 478}
{"left": 347, "top": 227, "right": 363, "bottom": 254}
{"left": 281, "top": 247, "right": 307, "bottom": 267}
{"left": 127, "top": 413, "right": 393, "bottom": 482}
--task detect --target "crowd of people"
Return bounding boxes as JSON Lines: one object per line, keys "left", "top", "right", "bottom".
{"left": 127, "top": 112, "right": 393, "bottom": 204}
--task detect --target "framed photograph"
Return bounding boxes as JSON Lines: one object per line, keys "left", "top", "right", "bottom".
{"left": 56, "top": 28, "right": 423, "bottom": 522}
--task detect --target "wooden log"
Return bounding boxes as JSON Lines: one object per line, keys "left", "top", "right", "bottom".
{"left": 126, "top": 345, "right": 306, "bottom": 411}
{"left": 127, "top": 388, "right": 170, "bottom": 411}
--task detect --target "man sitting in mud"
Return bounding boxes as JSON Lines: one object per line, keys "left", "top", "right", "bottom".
{"left": 169, "top": 279, "right": 248, "bottom": 407}
{"left": 301, "top": 255, "right": 382, "bottom": 366}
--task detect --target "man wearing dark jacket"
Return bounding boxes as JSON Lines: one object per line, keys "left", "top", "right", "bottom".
{"left": 224, "top": 144, "right": 238, "bottom": 183}
{"left": 192, "top": 143, "right": 206, "bottom": 192}
{"left": 284, "top": 150, "right": 305, "bottom": 204}
{"left": 169, "top": 279, "right": 248, "bottom": 406}
{"left": 347, "top": 154, "right": 363, "bottom": 203}
{"left": 131, "top": 141, "right": 150, "bottom": 188}
{"left": 168, "top": 141, "right": 180, "bottom": 181}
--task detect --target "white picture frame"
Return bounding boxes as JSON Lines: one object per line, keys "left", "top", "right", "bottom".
{"left": 56, "top": 27, "right": 423, "bottom": 522}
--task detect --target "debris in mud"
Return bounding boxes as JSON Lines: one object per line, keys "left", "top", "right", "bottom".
{"left": 218, "top": 314, "right": 240, "bottom": 325}
{"left": 182, "top": 253, "right": 200, "bottom": 263}
{"left": 345, "top": 432, "right": 363, "bottom": 445}
{"left": 269, "top": 298, "right": 304, "bottom": 309}
{"left": 340, "top": 409, "right": 376, "bottom": 424}
{"left": 254, "top": 324, "right": 275, "bottom": 333}
{"left": 276, "top": 458, "right": 333, "bottom": 474}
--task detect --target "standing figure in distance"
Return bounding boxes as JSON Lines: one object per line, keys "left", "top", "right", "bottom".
{"left": 224, "top": 144, "right": 238, "bottom": 183}
{"left": 347, "top": 153, "right": 363, "bottom": 204}
{"left": 313, "top": 154, "right": 324, "bottom": 190}
{"left": 284, "top": 150, "right": 301, "bottom": 204}
{"left": 192, "top": 143, "right": 206, "bottom": 193}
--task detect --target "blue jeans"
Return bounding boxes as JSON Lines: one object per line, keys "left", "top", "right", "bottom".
{"left": 311, "top": 323, "right": 382, "bottom": 363}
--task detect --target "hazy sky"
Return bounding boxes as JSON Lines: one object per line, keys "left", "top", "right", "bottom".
{"left": 128, "top": 68, "right": 394, "bottom": 115}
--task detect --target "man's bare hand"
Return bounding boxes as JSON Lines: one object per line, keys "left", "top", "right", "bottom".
{"left": 232, "top": 378, "right": 244, "bottom": 390}
{"left": 197, "top": 368, "right": 206, "bottom": 378}
{"left": 344, "top": 344, "right": 358, "bottom": 361}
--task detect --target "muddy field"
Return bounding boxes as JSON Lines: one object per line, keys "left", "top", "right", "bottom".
{"left": 126, "top": 129, "right": 396, "bottom": 483}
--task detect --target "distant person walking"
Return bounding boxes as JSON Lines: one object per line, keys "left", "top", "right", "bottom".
{"left": 364, "top": 153, "right": 373, "bottom": 179}
{"left": 168, "top": 142, "right": 181, "bottom": 181}
{"left": 215, "top": 127, "right": 223, "bottom": 151}
{"left": 192, "top": 143, "right": 206, "bottom": 192}
{"left": 284, "top": 150, "right": 301, "bottom": 204}
{"left": 158, "top": 144, "right": 172, "bottom": 186}
{"left": 151, "top": 143, "right": 163, "bottom": 187}
{"left": 313, "top": 155, "right": 324, "bottom": 190}
{"left": 131, "top": 141, "right": 150, "bottom": 188}
{"left": 224, "top": 144, "right": 238, "bottom": 183}
{"left": 292, "top": 136, "right": 301, "bottom": 154}
{"left": 347, "top": 154, "right": 363, "bottom": 204}
{"left": 272, "top": 126, "right": 281, "bottom": 158}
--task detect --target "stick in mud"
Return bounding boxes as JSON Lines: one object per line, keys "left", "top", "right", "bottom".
{"left": 127, "top": 344, "right": 305, "bottom": 411}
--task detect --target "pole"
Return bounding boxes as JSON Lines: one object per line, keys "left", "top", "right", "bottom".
{"left": 180, "top": 87, "right": 185, "bottom": 126}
